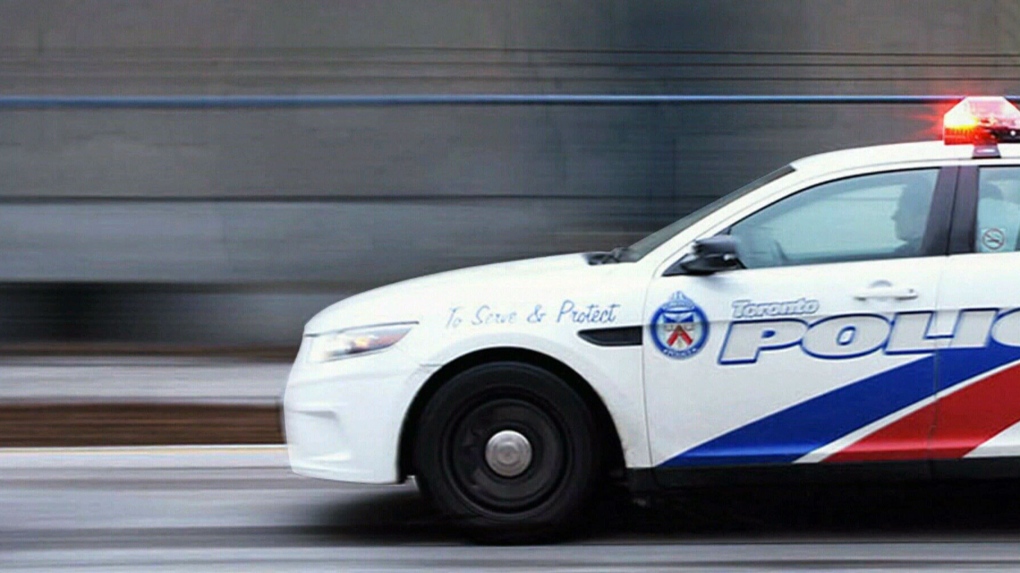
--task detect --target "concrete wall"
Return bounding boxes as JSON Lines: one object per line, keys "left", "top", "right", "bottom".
{"left": 1, "top": 0, "right": 1019, "bottom": 347}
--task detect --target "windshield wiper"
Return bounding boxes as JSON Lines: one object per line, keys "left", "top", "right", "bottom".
{"left": 587, "top": 246, "right": 630, "bottom": 265}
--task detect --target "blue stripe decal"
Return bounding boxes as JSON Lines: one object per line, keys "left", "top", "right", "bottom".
{"left": 936, "top": 342, "right": 1020, "bottom": 393}
{"left": 659, "top": 357, "right": 935, "bottom": 467}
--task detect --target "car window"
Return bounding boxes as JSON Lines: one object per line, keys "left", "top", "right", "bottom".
{"left": 728, "top": 169, "right": 939, "bottom": 269}
{"left": 975, "top": 167, "right": 1020, "bottom": 253}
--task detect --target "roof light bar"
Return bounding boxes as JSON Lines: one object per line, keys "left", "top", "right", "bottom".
{"left": 944, "top": 97, "right": 1020, "bottom": 145}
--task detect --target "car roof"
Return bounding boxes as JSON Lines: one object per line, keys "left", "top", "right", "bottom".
{"left": 790, "top": 141, "right": 1020, "bottom": 175}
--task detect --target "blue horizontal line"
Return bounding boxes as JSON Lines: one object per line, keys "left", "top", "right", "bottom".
{"left": 0, "top": 94, "right": 988, "bottom": 110}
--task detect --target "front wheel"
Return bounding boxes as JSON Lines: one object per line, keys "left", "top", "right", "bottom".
{"left": 413, "top": 362, "right": 603, "bottom": 542}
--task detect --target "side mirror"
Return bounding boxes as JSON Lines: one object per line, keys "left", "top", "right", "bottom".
{"left": 665, "top": 235, "right": 743, "bottom": 276}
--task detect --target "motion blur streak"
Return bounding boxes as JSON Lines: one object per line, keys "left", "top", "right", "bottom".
{"left": 6, "top": 448, "right": 1020, "bottom": 572}
{"left": 3, "top": 3, "right": 1020, "bottom": 566}
{"left": 0, "top": 94, "right": 980, "bottom": 108}
{"left": 3, "top": 1, "right": 1020, "bottom": 351}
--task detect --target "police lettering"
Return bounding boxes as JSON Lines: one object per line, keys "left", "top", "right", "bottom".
{"left": 801, "top": 315, "right": 889, "bottom": 359}
{"left": 719, "top": 309, "right": 1020, "bottom": 364}
{"left": 731, "top": 297, "right": 820, "bottom": 319}
{"left": 719, "top": 320, "right": 807, "bottom": 364}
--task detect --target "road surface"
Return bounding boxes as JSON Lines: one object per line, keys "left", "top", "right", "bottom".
{"left": 5, "top": 446, "right": 1020, "bottom": 571}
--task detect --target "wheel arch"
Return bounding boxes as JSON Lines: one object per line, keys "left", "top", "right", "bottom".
{"left": 397, "top": 346, "right": 626, "bottom": 482}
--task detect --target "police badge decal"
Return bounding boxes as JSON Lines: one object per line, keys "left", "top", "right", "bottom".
{"left": 651, "top": 291, "right": 709, "bottom": 359}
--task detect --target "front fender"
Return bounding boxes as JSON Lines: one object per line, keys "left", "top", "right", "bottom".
{"left": 418, "top": 331, "right": 652, "bottom": 470}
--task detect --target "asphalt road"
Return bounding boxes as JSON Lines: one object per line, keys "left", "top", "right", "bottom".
{"left": 6, "top": 447, "right": 1020, "bottom": 571}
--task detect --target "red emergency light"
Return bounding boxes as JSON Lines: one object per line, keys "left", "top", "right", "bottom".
{"left": 943, "top": 96, "right": 1020, "bottom": 145}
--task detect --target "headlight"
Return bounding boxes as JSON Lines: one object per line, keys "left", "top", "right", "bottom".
{"left": 305, "top": 322, "right": 416, "bottom": 363}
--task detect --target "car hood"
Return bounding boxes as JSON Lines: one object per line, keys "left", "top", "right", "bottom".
{"left": 304, "top": 253, "right": 631, "bottom": 334}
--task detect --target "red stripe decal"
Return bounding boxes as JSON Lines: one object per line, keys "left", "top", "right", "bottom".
{"left": 825, "top": 361, "right": 1020, "bottom": 462}
{"left": 823, "top": 402, "right": 933, "bottom": 463}
{"left": 929, "top": 362, "right": 1020, "bottom": 459}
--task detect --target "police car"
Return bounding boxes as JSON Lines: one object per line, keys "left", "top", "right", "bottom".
{"left": 284, "top": 97, "right": 1020, "bottom": 540}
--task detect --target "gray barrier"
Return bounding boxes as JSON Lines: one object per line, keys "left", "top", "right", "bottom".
{"left": 2, "top": 0, "right": 1017, "bottom": 349}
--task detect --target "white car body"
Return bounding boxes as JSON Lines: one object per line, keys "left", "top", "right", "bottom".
{"left": 284, "top": 139, "right": 1020, "bottom": 493}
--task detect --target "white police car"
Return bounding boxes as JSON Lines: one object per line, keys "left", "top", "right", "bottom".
{"left": 284, "top": 97, "right": 1020, "bottom": 540}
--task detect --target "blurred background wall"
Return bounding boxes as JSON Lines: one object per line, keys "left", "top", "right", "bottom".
{"left": 1, "top": 0, "right": 1019, "bottom": 351}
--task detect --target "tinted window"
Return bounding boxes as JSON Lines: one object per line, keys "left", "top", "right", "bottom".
{"left": 975, "top": 167, "right": 1020, "bottom": 253}
{"left": 729, "top": 169, "right": 939, "bottom": 269}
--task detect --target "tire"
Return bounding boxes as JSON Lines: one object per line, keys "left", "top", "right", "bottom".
{"left": 413, "top": 361, "right": 603, "bottom": 543}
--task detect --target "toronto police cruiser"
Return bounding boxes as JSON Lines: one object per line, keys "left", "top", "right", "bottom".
{"left": 284, "top": 97, "right": 1020, "bottom": 541}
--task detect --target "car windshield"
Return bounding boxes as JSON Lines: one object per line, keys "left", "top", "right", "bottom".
{"left": 623, "top": 165, "right": 796, "bottom": 261}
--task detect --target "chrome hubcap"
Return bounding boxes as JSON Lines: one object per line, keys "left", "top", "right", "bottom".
{"left": 484, "top": 430, "right": 533, "bottom": 478}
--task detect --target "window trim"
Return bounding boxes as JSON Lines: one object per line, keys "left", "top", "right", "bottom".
{"left": 949, "top": 164, "right": 1020, "bottom": 255}
{"left": 949, "top": 165, "right": 978, "bottom": 255}
{"left": 925, "top": 165, "right": 959, "bottom": 257}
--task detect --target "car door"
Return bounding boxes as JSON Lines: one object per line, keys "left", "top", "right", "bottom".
{"left": 932, "top": 163, "right": 1020, "bottom": 474}
{"left": 643, "top": 167, "right": 956, "bottom": 483}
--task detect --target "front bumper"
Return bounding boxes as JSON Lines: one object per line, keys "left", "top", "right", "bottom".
{"left": 282, "top": 341, "right": 437, "bottom": 484}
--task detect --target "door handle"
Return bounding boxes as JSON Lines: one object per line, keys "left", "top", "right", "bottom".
{"left": 853, "top": 286, "right": 919, "bottom": 300}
